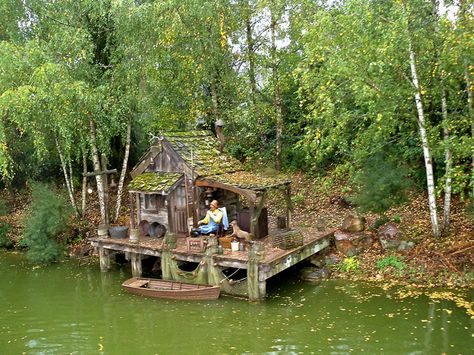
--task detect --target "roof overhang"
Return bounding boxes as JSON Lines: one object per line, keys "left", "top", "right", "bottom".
{"left": 195, "top": 171, "right": 291, "bottom": 203}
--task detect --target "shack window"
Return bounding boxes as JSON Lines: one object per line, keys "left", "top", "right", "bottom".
{"left": 144, "top": 194, "right": 165, "bottom": 211}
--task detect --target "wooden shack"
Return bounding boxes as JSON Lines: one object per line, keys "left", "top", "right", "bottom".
{"left": 128, "top": 130, "right": 292, "bottom": 239}
{"left": 91, "top": 130, "right": 334, "bottom": 301}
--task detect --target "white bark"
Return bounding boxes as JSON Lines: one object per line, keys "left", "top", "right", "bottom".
{"left": 54, "top": 135, "right": 79, "bottom": 216}
{"left": 408, "top": 40, "right": 440, "bottom": 238}
{"left": 441, "top": 89, "right": 452, "bottom": 232}
{"left": 81, "top": 148, "right": 87, "bottom": 215}
{"left": 89, "top": 119, "right": 107, "bottom": 225}
{"left": 434, "top": 0, "right": 452, "bottom": 233}
{"left": 114, "top": 119, "right": 132, "bottom": 223}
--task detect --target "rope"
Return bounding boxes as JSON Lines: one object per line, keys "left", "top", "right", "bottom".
{"left": 219, "top": 268, "right": 241, "bottom": 284}
{"left": 232, "top": 277, "right": 247, "bottom": 284}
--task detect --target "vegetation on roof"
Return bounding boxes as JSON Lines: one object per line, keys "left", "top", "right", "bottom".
{"left": 128, "top": 172, "right": 183, "bottom": 192}
{"left": 162, "top": 131, "right": 243, "bottom": 176}
{"left": 205, "top": 171, "right": 290, "bottom": 190}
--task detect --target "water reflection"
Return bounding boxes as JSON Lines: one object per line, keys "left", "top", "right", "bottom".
{"left": 0, "top": 251, "right": 472, "bottom": 354}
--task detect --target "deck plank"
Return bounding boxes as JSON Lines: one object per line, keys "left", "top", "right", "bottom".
{"left": 90, "top": 227, "right": 334, "bottom": 269}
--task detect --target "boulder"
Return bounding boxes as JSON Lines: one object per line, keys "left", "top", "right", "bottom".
{"left": 335, "top": 230, "right": 373, "bottom": 256}
{"left": 398, "top": 240, "right": 415, "bottom": 252}
{"left": 378, "top": 222, "right": 402, "bottom": 250}
{"left": 341, "top": 214, "right": 366, "bottom": 232}
{"left": 299, "top": 267, "right": 331, "bottom": 283}
{"left": 310, "top": 253, "right": 341, "bottom": 267}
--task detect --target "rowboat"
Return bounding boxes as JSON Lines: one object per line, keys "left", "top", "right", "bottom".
{"left": 122, "top": 277, "right": 221, "bottom": 300}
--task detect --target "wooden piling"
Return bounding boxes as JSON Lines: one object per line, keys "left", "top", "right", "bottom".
{"left": 99, "top": 247, "right": 111, "bottom": 272}
{"left": 131, "top": 252, "right": 142, "bottom": 277}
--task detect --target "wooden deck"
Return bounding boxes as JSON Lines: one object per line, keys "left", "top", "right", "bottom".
{"left": 90, "top": 227, "right": 334, "bottom": 300}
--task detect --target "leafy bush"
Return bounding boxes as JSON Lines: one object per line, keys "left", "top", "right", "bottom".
{"left": 21, "top": 182, "right": 72, "bottom": 264}
{"left": 0, "top": 222, "right": 13, "bottom": 248}
{"left": 376, "top": 255, "right": 406, "bottom": 271}
{"left": 339, "top": 256, "right": 360, "bottom": 272}
{"left": 465, "top": 204, "right": 474, "bottom": 224}
{"left": 350, "top": 153, "right": 412, "bottom": 214}
{"left": 392, "top": 215, "right": 402, "bottom": 223}
{"left": 0, "top": 198, "right": 10, "bottom": 216}
{"left": 291, "top": 193, "right": 305, "bottom": 205}
{"left": 372, "top": 216, "right": 390, "bottom": 230}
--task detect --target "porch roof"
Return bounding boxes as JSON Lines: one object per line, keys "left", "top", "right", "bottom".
{"left": 195, "top": 171, "right": 291, "bottom": 202}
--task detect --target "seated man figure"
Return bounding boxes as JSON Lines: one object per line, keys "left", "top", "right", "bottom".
{"left": 197, "top": 200, "right": 223, "bottom": 234}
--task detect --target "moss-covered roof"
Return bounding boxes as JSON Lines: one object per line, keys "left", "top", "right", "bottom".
{"left": 203, "top": 171, "right": 291, "bottom": 191}
{"left": 162, "top": 130, "right": 243, "bottom": 176}
{"left": 128, "top": 172, "right": 183, "bottom": 193}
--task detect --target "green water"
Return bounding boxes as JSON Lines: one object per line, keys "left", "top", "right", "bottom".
{"left": 0, "top": 251, "right": 472, "bottom": 354}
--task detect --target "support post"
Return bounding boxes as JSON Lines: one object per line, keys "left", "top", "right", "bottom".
{"left": 131, "top": 252, "right": 142, "bottom": 277}
{"left": 99, "top": 247, "right": 111, "bottom": 272}
{"left": 250, "top": 192, "right": 267, "bottom": 239}
{"left": 285, "top": 184, "right": 293, "bottom": 230}
{"left": 248, "top": 241, "right": 265, "bottom": 301}
{"left": 135, "top": 193, "right": 141, "bottom": 223}
{"left": 129, "top": 192, "right": 136, "bottom": 229}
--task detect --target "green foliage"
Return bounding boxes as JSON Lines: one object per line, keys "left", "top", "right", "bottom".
{"left": 0, "top": 197, "right": 10, "bottom": 216}
{"left": 21, "top": 182, "right": 72, "bottom": 264}
{"left": 465, "top": 204, "right": 474, "bottom": 224}
{"left": 339, "top": 257, "right": 360, "bottom": 272}
{"left": 0, "top": 222, "right": 13, "bottom": 248}
{"left": 350, "top": 153, "right": 412, "bottom": 214}
{"left": 372, "top": 216, "right": 390, "bottom": 230}
{"left": 376, "top": 255, "right": 407, "bottom": 271}
{"left": 0, "top": 0, "right": 472, "bottom": 239}
{"left": 291, "top": 193, "right": 305, "bottom": 205}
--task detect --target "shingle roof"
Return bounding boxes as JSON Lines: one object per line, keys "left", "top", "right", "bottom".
{"left": 162, "top": 130, "right": 243, "bottom": 177}
{"left": 128, "top": 172, "right": 183, "bottom": 193}
{"left": 202, "top": 171, "right": 291, "bottom": 191}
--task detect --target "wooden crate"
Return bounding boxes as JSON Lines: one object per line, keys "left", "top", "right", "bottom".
{"left": 272, "top": 230, "right": 304, "bottom": 250}
{"left": 187, "top": 238, "right": 205, "bottom": 253}
{"left": 219, "top": 236, "right": 233, "bottom": 249}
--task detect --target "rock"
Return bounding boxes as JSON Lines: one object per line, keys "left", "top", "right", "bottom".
{"left": 378, "top": 222, "right": 402, "bottom": 250}
{"left": 299, "top": 267, "right": 331, "bottom": 283}
{"left": 315, "top": 218, "right": 326, "bottom": 231}
{"left": 309, "top": 254, "right": 325, "bottom": 268}
{"left": 323, "top": 253, "right": 341, "bottom": 266}
{"left": 378, "top": 222, "right": 399, "bottom": 239}
{"left": 330, "top": 195, "right": 352, "bottom": 209}
{"left": 341, "top": 214, "right": 366, "bottom": 232}
{"left": 335, "top": 230, "right": 373, "bottom": 256}
{"left": 398, "top": 240, "right": 415, "bottom": 252}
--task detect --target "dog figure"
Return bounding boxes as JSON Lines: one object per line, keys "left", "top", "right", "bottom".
{"left": 230, "top": 220, "right": 253, "bottom": 241}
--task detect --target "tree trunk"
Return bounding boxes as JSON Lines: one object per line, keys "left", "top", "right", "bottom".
{"left": 433, "top": 0, "right": 452, "bottom": 233}
{"left": 89, "top": 119, "right": 107, "bottom": 225}
{"left": 114, "top": 118, "right": 132, "bottom": 223}
{"left": 54, "top": 134, "right": 79, "bottom": 216}
{"left": 245, "top": 0, "right": 265, "bottom": 142}
{"left": 441, "top": 87, "right": 452, "bottom": 233}
{"left": 270, "top": 9, "right": 283, "bottom": 171}
{"left": 81, "top": 147, "right": 87, "bottom": 215}
{"left": 408, "top": 40, "right": 440, "bottom": 238}
{"left": 210, "top": 79, "right": 220, "bottom": 123}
